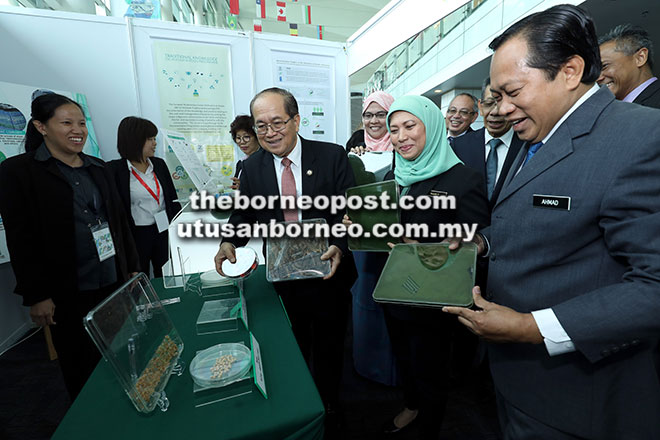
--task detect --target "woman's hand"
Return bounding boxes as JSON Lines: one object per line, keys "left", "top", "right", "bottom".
{"left": 30, "top": 298, "right": 56, "bottom": 327}
{"left": 350, "top": 146, "right": 368, "bottom": 156}
{"left": 342, "top": 214, "right": 352, "bottom": 226}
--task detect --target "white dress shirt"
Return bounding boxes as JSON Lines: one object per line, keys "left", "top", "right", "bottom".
{"left": 530, "top": 84, "right": 600, "bottom": 356}
{"left": 271, "top": 136, "right": 302, "bottom": 221}
{"left": 484, "top": 127, "right": 513, "bottom": 183}
{"left": 127, "top": 159, "right": 165, "bottom": 226}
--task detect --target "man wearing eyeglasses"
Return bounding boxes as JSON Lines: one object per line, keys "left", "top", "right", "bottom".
{"left": 451, "top": 77, "right": 524, "bottom": 209}
{"left": 445, "top": 93, "right": 479, "bottom": 144}
{"left": 215, "top": 87, "right": 357, "bottom": 429}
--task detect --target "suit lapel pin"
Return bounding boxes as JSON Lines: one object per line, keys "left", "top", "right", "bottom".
{"left": 306, "top": 169, "right": 313, "bottom": 176}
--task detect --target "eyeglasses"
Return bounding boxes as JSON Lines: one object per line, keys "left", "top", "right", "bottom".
{"left": 234, "top": 135, "right": 253, "bottom": 144}
{"left": 480, "top": 99, "right": 497, "bottom": 110}
{"left": 362, "top": 111, "right": 388, "bottom": 120}
{"left": 446, "top": 108, "right": 476, "bottom": 118}
{"left": 254, "top": 117, "right": 293, "bottom": 135}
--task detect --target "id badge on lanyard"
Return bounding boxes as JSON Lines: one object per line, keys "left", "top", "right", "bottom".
{"left": 91, "top": 221, "right": 116, "bottom": 262}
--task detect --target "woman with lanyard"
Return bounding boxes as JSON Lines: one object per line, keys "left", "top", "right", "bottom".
{"left": 0, "top": 93, "right": 140, "bottom": 400}
{"left": 347, "top": 95, "right": 489, "bottom": 437}
{"left": 229, "top": 115, "right": 260, "bottom": 190}
{"left": 108, "top": 117, "right": 181, "bottom": 278}
{"left": 346, "top": 90, "right": 395, "bottom": 154}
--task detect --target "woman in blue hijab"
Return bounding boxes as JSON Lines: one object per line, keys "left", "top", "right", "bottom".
{"left": 381, "top": 95, "right": 489, "bottom": 438}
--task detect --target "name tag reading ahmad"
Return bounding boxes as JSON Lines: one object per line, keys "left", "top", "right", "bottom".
{"left": 533, "top": 194, "right": 571, "bottom": 211}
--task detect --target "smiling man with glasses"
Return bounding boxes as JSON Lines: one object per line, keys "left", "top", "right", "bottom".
{"left": 215, "top": 88, "right": 357, "bottom": 430}
{"left": 444, "top": 93, "right": 479, "bottom": 141}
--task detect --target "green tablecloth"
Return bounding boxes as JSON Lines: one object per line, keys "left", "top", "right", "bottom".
{"left": 52, "top": 267, "right": 324, "bottom": 440}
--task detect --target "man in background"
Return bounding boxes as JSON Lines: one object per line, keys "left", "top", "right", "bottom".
{"left": 445, "top": 93, "right": 478, "bottom": 145}
{"left": 598, "top": 24, "right": 660, "bottom": 108}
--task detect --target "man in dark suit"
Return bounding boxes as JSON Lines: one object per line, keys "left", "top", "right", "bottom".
{"left": 445, "top": 93, "right": 478, "bottom": 146}
{"left": 451, "top": 77, "right": 523, "bottom": 209}
{"left": 444, "top": 5, "right": 660, "bottom": 439}
{"left": 214, "top": 88, "right": 357, "bottom": 419}
{"left": 598, "top": 24, "right": 660, "bottom": 108}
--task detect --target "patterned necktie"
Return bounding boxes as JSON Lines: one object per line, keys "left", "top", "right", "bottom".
{"left": 523, "top": 142, "right": 543, "bottom": 166}
{"left": 281, "top": 157, "right": 297, "bottom": 222}
{"left": 485, "top": 138, "right": 502, "bottom": 200}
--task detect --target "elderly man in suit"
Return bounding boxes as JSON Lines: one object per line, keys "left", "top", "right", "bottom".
{"left": 451, "top": 76, "right": 523, "bottom": 208}
{"left": 445, "top": 93, "right": 478, "bottom": 145}
{"left": 598, "top": 24, "right": 660, "bottom": 108}
{"left": 214, "top": 87, "right": 357, "bottom": 424}
{"left": 444, "top": 5, "right": 660, "bottom": 439}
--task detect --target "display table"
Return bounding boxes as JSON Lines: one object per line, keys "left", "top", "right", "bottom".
{"left": 52, "top": 267, "right": 324, "bottom": 440}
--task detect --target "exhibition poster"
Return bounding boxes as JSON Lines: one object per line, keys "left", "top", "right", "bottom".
{"left": 273, "top": 52, "right": 335, "bottom": 143}
{"left": 152, "top": 40, "right": 237, "bottom": 201}
{"left": 0, "top": 80, "right": 101, "bottom": 264}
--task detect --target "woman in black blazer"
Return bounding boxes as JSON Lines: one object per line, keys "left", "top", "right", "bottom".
{"left": 107, "top": 117, "right": 181, "bottom": 278}
{"left": 0, "top": 93, "right": 140, "bottom": 400}
{"left": 348, "top": 95, "right": 489, "bottom": 438}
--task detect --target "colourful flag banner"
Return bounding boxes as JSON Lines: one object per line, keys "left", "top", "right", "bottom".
{"left": 289, "top": 23, "right": 298, "bottom": 36}
{"left": 230, "top": 0, "right": 239, "bottom": 15}
{"left": 304, "top": 5, "right": 311, "bottom": 24}
{"left": 317, "top": 25, "right": 323, "bottom": 40}
{"left": 277, "top": 1, "right": 286, "bottom": 21}
{"left": 254, "top": 19, "right": 263, "bottom": 32}
{"left": 256, "top": 0, "right": 266, "bottom": 18}
{"left": 227, "top": 13, "right": 238, "bottom": 29}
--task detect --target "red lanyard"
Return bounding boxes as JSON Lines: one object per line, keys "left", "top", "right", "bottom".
{"left": 131, "top": 168, "right": 160, "bottom": 203}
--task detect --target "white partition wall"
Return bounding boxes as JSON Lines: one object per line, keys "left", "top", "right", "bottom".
{"left": 253, "top": 33, "right": 350, "bottom": 145}
{"left": 128, "top": 20, "right": 255, "bottom": 131}
{"left": 0, "top": 7, "right": 139, "bottom": 160}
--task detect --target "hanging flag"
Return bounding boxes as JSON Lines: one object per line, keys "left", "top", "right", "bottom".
{"left": 289, "top": 23, "right": 298, "bottom": 36}
{"left": 253, "top": 19, "right": 262, "bottom": 32}
{"left": 230, "top": 0, "right": 239, "bottom": 15}
{"left": 304, "top": 5, "right": 311, "bottom": 24}
{"left": 288, "top": 0, "right": 298, "bottom": 2}
{"left": 256, "top": 0, "right": 266, "bottom": 19}
{"left": 227, "top": 14, "right": 238, "bottom": 30}
{"left": 317, "top": 25, "right": 323, "bottom": 40}
{"left": 276, "top": 1, "right": 286, "bottom": 21}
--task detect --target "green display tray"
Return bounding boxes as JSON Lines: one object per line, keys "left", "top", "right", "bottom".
{"left": 373, "top": 242, "right": 477, "bottom": 308}
{"left": 346, "top": 180, "right": 399, "bottom": 252}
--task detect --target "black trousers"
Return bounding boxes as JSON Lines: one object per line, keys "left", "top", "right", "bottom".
{"left": 50, "top": 282, "right": 121, "bottom": 401}
{"left": 275, "top": 279, "right": 350, "bottom": 409}
{"left": 383, "top": 306, "right": 455, "bottom": 439}
{"left": 133, "top": 224, "right": 168, "bottom": 278}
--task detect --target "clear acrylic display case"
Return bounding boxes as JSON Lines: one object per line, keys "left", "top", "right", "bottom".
{"left": 266, "top": 218, "right": 331, "bottom": 282}
{"left": 196, "top": 297, "right": 241, "bottom": 335}
{"left": 83, "top": 273, "right": 185, "bottom": 413}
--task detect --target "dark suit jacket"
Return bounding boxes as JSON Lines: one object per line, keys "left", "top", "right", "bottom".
{"left": 222, "top": 136, "right": 357, "bottom": 291}
{"left": 485, "top": 86, "right": 660, "bottom": 438}
{"left": 632, "top": 77, "right": 660, "bottom": 109}
{"left": 384, "top": 164, "right": 490, "bottom": 320}
{"left": 0, "top": 149, "right": 140, "bottom": 307}
{"left": 107, "top": 157, "right": 182, "bottom": 232}
{"left": 451, "top": 127, "right": 523, "bottom": 209}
